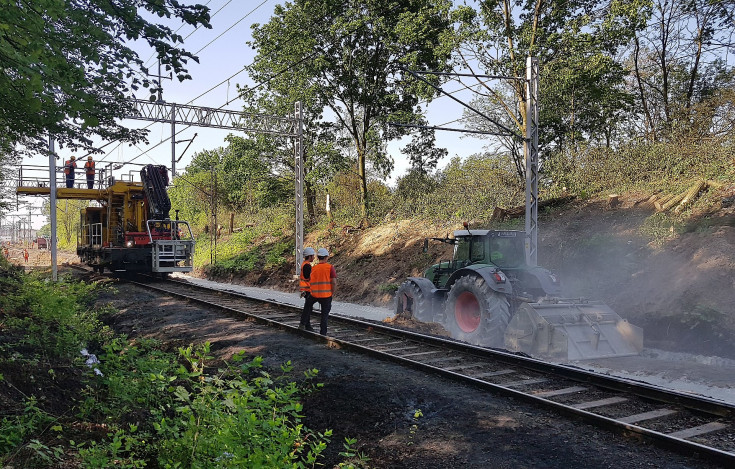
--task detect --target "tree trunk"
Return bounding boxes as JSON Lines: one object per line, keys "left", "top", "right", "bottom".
{"left": 358, "top": 146, "right": 368, "bottom": 220}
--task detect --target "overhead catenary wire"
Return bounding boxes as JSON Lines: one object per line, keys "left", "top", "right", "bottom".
{"left": 143, "top": 0, "right": 226, "bottom": 69}
{"left": 93, "top": 0, "right": 276, "bottom": 165}
{"left": 193, "top": 0, "right": 271, "bottom": 56}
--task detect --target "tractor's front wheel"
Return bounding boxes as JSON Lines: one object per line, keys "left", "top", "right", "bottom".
{"left": 394, "top": 280, "right": 434, "bottom": 322}
{"left": 444, "top": 275, "right": 510, "bottom": 348}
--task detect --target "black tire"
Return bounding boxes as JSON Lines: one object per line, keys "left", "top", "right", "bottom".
{"left": 394, "top": 280, "right": 434, "bottom": 322}
{"left": 444, "top": 274, "right": 511, "bottom": 348}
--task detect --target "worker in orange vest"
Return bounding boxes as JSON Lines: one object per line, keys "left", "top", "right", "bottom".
{"left": 300, "top": 248, "right": 336, "bottom": 335}
{"left": 23, "top": 249, "right": 29, "bottom": 263}
{"left": 64, "top": 156, "right": 77, "bottom": 188}
{"left": 298, "top": 247, "right": 316, "bottom": 331}
{"left": 84, "top": 156, "right": 95, "bottom": 189}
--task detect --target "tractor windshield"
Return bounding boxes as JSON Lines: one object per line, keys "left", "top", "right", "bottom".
{"left": 454, "top": 236, "right": 485, "bottom": 265}
{"left": 489, "top": 236, "right": 526, "bottom": 268}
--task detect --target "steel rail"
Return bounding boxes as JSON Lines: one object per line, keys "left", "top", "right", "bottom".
{"left": 119, "top": 275, "right": 735, "bottom": 465}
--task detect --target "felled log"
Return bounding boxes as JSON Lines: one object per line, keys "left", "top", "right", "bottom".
{"left": 645, "top": 191, "right": 663, "bottom": 204}
{"left": 674, "top": 180, "right": 707, "bottom": 214}
{"left": 659, "top": 190, "right": 687, "bottom": 212}
{"left": 654, "top": 193, "right": 676, "bottom": 211}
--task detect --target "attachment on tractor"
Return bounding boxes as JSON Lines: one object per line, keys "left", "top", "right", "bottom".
{"left": 504, "top": 299, "right": 643, "bottom": 361}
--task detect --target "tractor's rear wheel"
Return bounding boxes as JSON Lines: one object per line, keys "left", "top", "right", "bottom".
{"left": 394, "top": 280, "right": 434, "bottom": 322}
{"left": 444, "top": 275, "right": 510, "bottom": 348}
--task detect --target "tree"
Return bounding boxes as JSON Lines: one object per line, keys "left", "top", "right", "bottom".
{"left": 248, "top": 0, "right": 456, "bottom": 219}
{"left": 458, "top": 0, "right": 641, "bottom": 160}
{"left": 630, "top": 0, "right": 735, "bottom": 141}
{"left": 400, "top": 124, "right": 448, "bottom": 175}
{"left": 0, "top": 0, "right": 211, "bottom": 155}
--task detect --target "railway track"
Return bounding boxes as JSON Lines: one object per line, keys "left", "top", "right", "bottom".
{"left": 121, "top": 275, "right": 735, "bottom": 465}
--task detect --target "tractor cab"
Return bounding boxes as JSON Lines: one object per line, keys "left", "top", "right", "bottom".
{"left": 425, "top": 230, "right": 527, "bottom": 288}
{"left": 453, "top": 230, "right": 526, "bottom": 269}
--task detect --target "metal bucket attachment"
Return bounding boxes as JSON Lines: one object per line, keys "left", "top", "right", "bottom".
{"left": 504, "top": 300, "right": 643, "bottom": 361}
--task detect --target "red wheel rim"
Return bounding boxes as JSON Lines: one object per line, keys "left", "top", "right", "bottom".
{"left": 455, "top": 291, "right": 480, "bottom": 332}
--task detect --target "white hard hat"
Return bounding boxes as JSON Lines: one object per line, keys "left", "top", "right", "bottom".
{"left": 303, "top": 247, "right": 315, "bottom": 256}
{"left": 317, "top": 248, "right": 329, "bottom": 257}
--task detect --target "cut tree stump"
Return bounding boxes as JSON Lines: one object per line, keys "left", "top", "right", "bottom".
{"left": 607, "top": 194, "right": 620, "bottom": 207}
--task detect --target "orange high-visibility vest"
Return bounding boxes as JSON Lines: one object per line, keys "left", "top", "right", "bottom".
{"left": 84, "top": 160, "right": 95, "bottom": 176}
{"left": 64, "top": 160, "right": 76, "bottom": 175}
{"left": 309, "top": 262, "right": 333, "bottom": 298}
{"left": 299, "top": 260, "right": 311, "bottom": 293}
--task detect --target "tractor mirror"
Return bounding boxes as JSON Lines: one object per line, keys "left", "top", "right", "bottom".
{"left": 423, "top": 238, "right": 428, "bottom": 253}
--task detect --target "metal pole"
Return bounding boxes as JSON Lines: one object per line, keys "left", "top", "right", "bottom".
{"left": 49, "top": 136, "right": 58, "bottom": 281}
{"left": 294, "top": 101, "right": 304, "bottom": 277}
{"left": 524, "top": 57, "right": 539, "bottom": 267}
{"left": 171, "top": 102, "right": 176, "bottom": 179}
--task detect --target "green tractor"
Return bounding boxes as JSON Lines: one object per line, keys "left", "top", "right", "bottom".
{"left": 395, "top": 228, "right": 643, "bottom": 361}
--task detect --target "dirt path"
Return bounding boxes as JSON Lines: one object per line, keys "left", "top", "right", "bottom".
{"left": 100, "top": 280, "right": 722, "bottom": 468}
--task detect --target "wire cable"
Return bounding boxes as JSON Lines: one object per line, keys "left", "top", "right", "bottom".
{"left": 194, "top": 0, "right": 270, "bottom": 56}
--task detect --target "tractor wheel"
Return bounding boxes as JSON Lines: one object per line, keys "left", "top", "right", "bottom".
{"left": 394, "top": 280, "right": 434, "bottom": 322}
{"left": 444, "top": 275, "right": 511, "bottom": 348}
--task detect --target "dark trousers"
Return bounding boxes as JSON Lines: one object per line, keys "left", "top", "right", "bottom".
{"left": 65, "top": 175, "right": 74, "bottom": 188}
{"left": 300, "top": 294, "right": 332, "bottom": 335}
{"left": 86, "top": 175, "right": 94, "bottom": 189}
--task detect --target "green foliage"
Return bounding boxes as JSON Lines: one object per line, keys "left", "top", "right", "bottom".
{"left": 195, "top": 205, "right": 295, "bottom": 275}
{"left": 459, "top": 0, "right": 641, "bottom": 162}
{"left": 378, "top": 283, "right": 399, "bottom": 295}
{"left": 265, "top": 241, "right": 292, "bottom": 268}
{"left": 337, "top": 437, "right": 371, "bottom": 469}
{"left": 390, "top": 154, "right": 522, "bottom": 222}
{"left": 0, "top": 397, "right": 55, "bottom": 457}
{"left": 407, "top": 408, "right": 423, "bottom": 445}
{"left": 75, "top": 427, "right": 147, "bottom": 469}
{"left": 0, "top": 1, "right": 211, "bottom": 154}
{"left": 543, "top": 141, "right": 735, "bottom": 199}
{"left": 248, "top": 0, "right": 456, "bottom": 218}
{"left": 640, "top": 212, "right": 684, "bottom": 247}
{"left": 0, "top": 274, "right": 111, "bottom": 358}
{"left": 153, "top": 348, "right": 331, "bottom": 468}
{"left": 0, "top": 270, "right": 345, "bottom": 467}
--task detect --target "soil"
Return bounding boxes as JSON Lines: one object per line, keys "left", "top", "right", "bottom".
{"left": 99, "top": 280, "right": 722, "bottom": 468}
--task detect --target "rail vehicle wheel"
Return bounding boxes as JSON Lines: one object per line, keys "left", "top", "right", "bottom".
{"left": 394, "top": 280, "right": 434, "bottom": 322}
{"left": 444, "top": 275, "right": 510, "bottom": 348}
